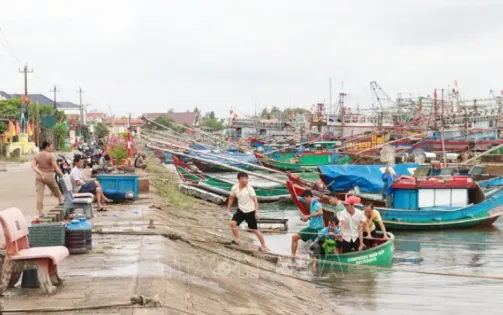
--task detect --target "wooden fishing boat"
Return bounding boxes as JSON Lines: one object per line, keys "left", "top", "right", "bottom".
{"left": 287, "top": 175, "right": 503, "bottom": 230}
{"left": 314, "top": 231, "right": 395, "bottom": 268}
{"left": 186, "top": 151, "right": 259, "bottom": 173}
{"left": 173, "top": 156, "right": 291, "bottom": 202}
{"left": 254, "top": 152, "right": 350, "bottom": 172}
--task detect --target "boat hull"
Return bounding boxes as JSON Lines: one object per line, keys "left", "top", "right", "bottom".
{"left": 316, "top": 233, "right": 394, "bottom": 268}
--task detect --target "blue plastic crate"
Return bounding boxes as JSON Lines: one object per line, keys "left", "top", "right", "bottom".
{"left": 97, "top": 174, "right": 139, "bottom": 198}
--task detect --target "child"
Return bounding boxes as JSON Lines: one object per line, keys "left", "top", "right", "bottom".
{"left": 311, "top": 216, "right": 341, "bottom": 270}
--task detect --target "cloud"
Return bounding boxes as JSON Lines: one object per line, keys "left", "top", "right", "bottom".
{"left": 0, "top": 0, "right": 502, "bottom": 118}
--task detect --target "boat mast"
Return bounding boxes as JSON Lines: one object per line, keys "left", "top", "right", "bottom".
{"left": 440, "top": 89, "right": 447, "bottom": 166}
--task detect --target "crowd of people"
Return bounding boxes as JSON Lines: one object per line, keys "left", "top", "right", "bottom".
{"left": 31, "top": 140, "right": 148, "bottom": 217}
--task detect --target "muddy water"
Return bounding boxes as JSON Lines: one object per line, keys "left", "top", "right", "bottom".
{"left": 260, "top": 203, "right": 503, "bottom": 315}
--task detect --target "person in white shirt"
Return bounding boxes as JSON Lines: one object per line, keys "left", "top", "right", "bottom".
{"left": 225, "top": 172, "right": 268, "bottom": 251}
{"left": 70, "top": 155, "right": 111, "bottom": 211}
{"left": 338, "top": 196, "right": 370, "bottom": 253}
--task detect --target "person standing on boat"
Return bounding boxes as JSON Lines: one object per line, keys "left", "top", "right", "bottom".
{"left": 225, "top": 172, "right": 268, "bottom": 251}
{"left": 363, "top": 204, "right": 389, "bottom": 247}
{"left": 382, "top": 166, "right": 397, "bottom": 207}
{"left": 338, "top": 196, "right": 370, "bottom": 253}
{"left": 291, "top": 189, "right": 324, "bottom": 261}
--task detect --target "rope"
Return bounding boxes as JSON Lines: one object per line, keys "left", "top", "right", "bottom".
{"left": 92, "top": 219, "right": 503, "bottom": 247}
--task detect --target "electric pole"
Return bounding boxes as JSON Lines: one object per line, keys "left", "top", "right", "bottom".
{"left": 18, "top": 63, "right": 33, "bottom": 96}
{"left": 18, "top": 63, "right": 33, "bottom": 136}
{"left": 50, "top": 85, "right": 60, "bottom": 110}
{"left": 77, "top": 87, "right": 85, "bottom": 125}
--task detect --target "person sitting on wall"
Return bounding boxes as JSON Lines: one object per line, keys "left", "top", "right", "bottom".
{"left": 70, "top": 155, "right": 111, "bottom": 211}
{"left": 134, "top": 152, "right": 148, "bottom": 169}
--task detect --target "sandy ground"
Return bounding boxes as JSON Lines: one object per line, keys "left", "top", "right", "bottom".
{"left": 0, "top": 159, "right": 339, "bottom": 314}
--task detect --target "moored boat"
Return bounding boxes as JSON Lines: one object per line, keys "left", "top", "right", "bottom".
{"left": 314, "top": 231, "right": 394, "bottom": 268}
{"left": 173, "top": 156, "right": 291, "bottom": 202}
{"left": 287, "top": 175, "right": 503, "bottom": 230}
{"left": 255, "top": 152, "right": 351, "bottom": 172}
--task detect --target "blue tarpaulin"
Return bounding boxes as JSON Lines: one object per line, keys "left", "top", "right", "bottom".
{"left": 319, "top": 163, "right": 419, "bottom": 193}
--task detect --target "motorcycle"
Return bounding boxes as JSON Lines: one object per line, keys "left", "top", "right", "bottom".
{"left": 55, "top": 154, "right": 72, "bottom": 194}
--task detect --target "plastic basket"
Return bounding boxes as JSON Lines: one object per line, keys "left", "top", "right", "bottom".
{"left": 28, "top": 222, "right": 66, "bottom": 247}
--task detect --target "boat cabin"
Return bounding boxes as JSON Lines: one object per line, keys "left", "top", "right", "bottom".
{"left": 391, "top": 176, "right": 484, "bottom": 210}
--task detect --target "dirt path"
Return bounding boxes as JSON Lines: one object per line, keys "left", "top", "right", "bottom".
{"left": 0, "top": 159, "right": 340, "bottom": 314}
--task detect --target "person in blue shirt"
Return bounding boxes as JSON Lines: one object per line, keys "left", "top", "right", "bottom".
{"left": 291, "top": 189, "right": 324, "bottom": 262}
{"left": 381, "top": 166, "right": 398, "bottom": 207}
{"left": 310, "top": 216, "right": 340, "bottom": 270}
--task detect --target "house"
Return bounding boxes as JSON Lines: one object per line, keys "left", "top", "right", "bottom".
{"left": 0, "top": 91, "right": 55, "bottom": 106}
{"left": 57, "top": 101, "right": 86, "bottom": 124}
{"left": 0, "top": 91, "right": 86, "bottom": 123}
{"left": 143, "top": 111, "right": 199, "bottom": 127}
{"left": 105, "top": 117, "right": 144, "bottom": 137}
{"left": 230, "top": 118, "right": 285, "bottom": 139}
{"left": 87, "top": 111, "right": 107, "bottom": 124}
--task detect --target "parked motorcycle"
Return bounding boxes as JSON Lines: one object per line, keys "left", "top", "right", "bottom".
{"left": 55, "top": 154, "right": 72, "bottom": 194}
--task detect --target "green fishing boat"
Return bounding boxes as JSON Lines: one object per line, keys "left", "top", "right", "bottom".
{"left": 314, "top": 232, "right": 394, "bottom": 268}
{"left": 254, "top": 152, "right": 351, "bottom": 172}
{"left": 173, "top": 157, "right": 291, "bottom": 202}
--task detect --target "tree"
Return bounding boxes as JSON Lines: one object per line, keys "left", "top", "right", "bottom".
{"left": 53, "top": 123, "right": 67, "bottom": 149}
{"left": 193, "top": 106, "right": 201, "bottom": 114}
{"left": 203, "top": 111, "right": 216, "bottom": 120}
{"left": 95, "top": 122, "right": 110, "bottom": 139}
{"left": 154, "top": 115, "right": 180, "bottom": 132}
{"left": 201, "top": 118, "right": 225, "bottom": 130}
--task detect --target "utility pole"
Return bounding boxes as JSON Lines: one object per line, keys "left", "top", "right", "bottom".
{"left": 77, "top": 87, "right": 85, "bottom": 142}
{"left": 18, "top": 64, "right": 33, "bottom": 96}
{"left": 78, "top": 87, "right": 85, "bottom": 125}
{"left": 18, "top": 64, "right": 33, "bottom": 135}
{"left": 127, "top": 113, "right": 132, "bottom": 167}
{"left": 50, "top": 85, "right": 60, "bottom": 111}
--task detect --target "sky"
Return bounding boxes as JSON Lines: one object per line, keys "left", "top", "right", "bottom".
{"left": 1, "top": 0, "right": 502, "bottom": 118}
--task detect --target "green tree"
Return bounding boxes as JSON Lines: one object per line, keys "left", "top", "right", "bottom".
{"left": 204, "top": 111, "right": 216, "bottom": 120}
{"left": 154, "top": 115, "right": 181, "bottom": 132}
{"left": 53, "top": 123, "right": 67, "bottom": 149}
{"left": 201, "top": 118, "right": 225, "bottom": 130}
{"left": 193, "top": 106, "right": 201, "bottom": 114}
{"left": 94, "top": 122, "right": 110, "bottom": 139}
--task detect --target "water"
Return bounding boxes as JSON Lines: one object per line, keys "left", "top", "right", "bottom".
{"left": 260, "top": 203, "right": 503, "bottom": 315}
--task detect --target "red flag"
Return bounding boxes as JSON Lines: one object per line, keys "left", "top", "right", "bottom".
{"left": 15, "top": 121, "right": 21, "bottom": 135}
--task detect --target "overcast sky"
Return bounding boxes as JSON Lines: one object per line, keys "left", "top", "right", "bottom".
{"left": 1, "top": 0, "right": 502, "bottom": 118}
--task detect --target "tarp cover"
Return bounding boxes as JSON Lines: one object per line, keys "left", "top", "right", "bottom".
{"left": 319, "top": 163, "right": 419, "bottom": 193}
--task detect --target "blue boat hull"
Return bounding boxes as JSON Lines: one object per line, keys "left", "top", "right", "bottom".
{"left": 360, "top": 189, "right": 503, "bottom": 230}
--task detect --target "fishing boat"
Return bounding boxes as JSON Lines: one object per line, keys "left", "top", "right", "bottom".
{"left": 287, "top": 175, "right": 503, "bottom": 230}
{"left": 254, "top": 152, "right": 351, "bottom": 172}
{"left": 173, "top": 156, "right": 291, "bottom": 202}
{"left": 314, "top": 231, "right": 395, "bottom": 268}
{"left": 185, "top": 150, "right": 259, "bottom": 173}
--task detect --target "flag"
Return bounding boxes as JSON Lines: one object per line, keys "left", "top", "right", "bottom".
{"left": 15, "top": 121, "right": 20, "bottom": 135}
{"left": 27, "top": 124, "right": 33, "bottom": 136}
{"left": 7, "top": 121, "right": 14, "bottom": 136}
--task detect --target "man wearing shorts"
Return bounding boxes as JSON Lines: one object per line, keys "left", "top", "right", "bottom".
{"left": 225, "top": 172, "right": 268, "bottom": 251}
{"left": 70, "top": 156, "right": 111, "bottom": 211}
{"left": 291, "top": 189, "right": 324, "bottom": 261}
{"left": 338, "top": 196, "right": 369, "bottom": 253}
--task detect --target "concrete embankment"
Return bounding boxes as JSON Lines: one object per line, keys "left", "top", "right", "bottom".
{"left": 0, "top": 159, "right": 339, "bottom": 314}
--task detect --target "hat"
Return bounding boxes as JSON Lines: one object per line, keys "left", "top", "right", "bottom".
{"left": 343, "top": 196, "right": 361, "bottom": 206}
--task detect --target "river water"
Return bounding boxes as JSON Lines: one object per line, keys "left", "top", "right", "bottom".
{"left": 260, "top": 203, "right": 503, "bottom": 315}
{"left": 210, "top": 172, "right": 503, "bottom": 314}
